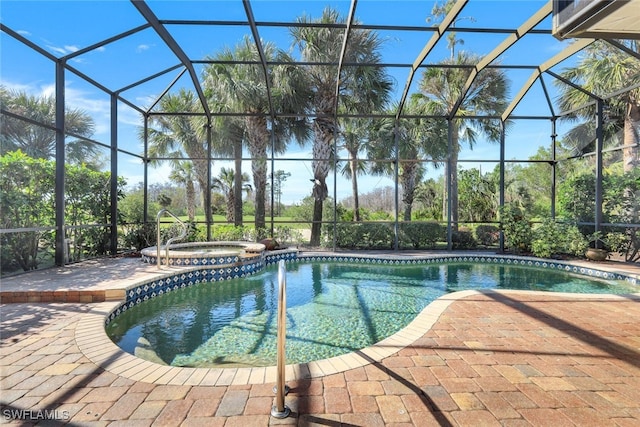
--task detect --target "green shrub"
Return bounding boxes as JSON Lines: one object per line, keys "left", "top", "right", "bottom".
{"left": 121, "top": 223, "right": 157, "bottom": 251}
{"left": 160, "top": 220, "right": 201, "bottom": 243}
{"left": 212, "top": 225, "right": 249, "bottom": 241}
{"left": 499, "top": 204, "right": 532, "bottom": 253}
{"left": 332, "top": 223, "right": 357, "bottom": 248}
{"left": 272, "top": 226, "right": 304, "bottom": 245}
{"left": 605, "top": 229, "right": 639, "bottom": 262}
{"left": 530, "top": 218, "right": 587, "bottom": 258}
{"left": 475, "top": 225, "right": 499, "bottom": 247}
{"left": 399, "top": 222, "right": 444, "bottom": 249}
{"left": 452, "top": 227, "right": 477, "bottom": 249}
{"left": 334, "top": 223, "right": 394, "bottom": 249}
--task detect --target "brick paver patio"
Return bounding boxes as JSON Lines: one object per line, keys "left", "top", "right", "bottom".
{"left": 1, "top": 255, "right": 639, "bottom": 426}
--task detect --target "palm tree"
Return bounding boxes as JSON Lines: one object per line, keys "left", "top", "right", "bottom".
{"left": 290, "top": 7, "right": 393, "bottom": 245}
{"left": 0, "top": 86, "right": 100, "bottom": 166}
{"left": 338, "top": 118, "right": 370, "bottom": 221}
{"left": 556, "top": 40, "right": 640, "bottom": 172}
{"left": 368, "top": 100, "right": 447, "bottom": 221}
{"left": 414, "top": 178, "right": 442, "bottom": 220}
{"left": 211, "top": 167, "right": 251, "bottom": 223}
{"left": 272, "top": 170, "right": 291, "bottom": 216}
{"left": 415, "top": 52, "right": 508, "bottom": 229}
{"left": 369, "top": 112, "right": 434, "bottom": 221}
{"left": 168, "top": 161, "right": 197, "bottom": 221}
{"left": 202, "top": 35, "right": 311, "bottom": 232}
{"left": 208, "top": 113, "right": 246, "bottom": 226}
{"left": 145, "top": 89, "right": 211, "bottom": 221}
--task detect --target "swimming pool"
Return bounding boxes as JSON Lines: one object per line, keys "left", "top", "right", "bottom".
{"left": 106, "top": 260, "right": 638, "bottom": 368}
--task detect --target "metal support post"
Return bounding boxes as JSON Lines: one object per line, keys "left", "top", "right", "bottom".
{"left": 594, "top": 99, "right": 604, "bottom": 246}
{"left": 499, "top": 122, "right": 505, "bottom": 253}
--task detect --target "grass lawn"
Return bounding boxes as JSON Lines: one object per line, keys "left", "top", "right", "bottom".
{"left": 180, "top": 215, "right": 310, "bottom": 230}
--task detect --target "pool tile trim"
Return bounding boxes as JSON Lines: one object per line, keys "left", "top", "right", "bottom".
{"left": 296, "top": 253, "right": 639, "bottom": 285}
{"left": 110, "top": 251, "right": 638, "bottom": 323}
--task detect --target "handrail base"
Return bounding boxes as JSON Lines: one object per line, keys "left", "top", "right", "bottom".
{"left": 270, "top": 405, "right": 290, "bottom": 419}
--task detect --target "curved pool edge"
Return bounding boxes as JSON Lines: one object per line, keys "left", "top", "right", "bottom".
{"left": 75, "top": 287, "right": 640, "bottom": 386}
{"left": 76, "top": 253, "right": 640, "bottom": 386}
{"left": 75, "top": 288, "right": 481, "bottom": 386}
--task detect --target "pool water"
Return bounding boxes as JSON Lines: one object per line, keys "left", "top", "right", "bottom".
{"left": 106, "top": 262, "right": 637, "bottom": 368}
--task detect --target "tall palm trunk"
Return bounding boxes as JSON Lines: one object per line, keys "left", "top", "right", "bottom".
{"left": 401, "top": 162, "right": 418, "bottom": 221}
{"left": 310, "top": 117, "right": 334, "bottom": 246}
{"left": 225, "top": 187, "right": 235, "bottom": 222}
{"left": 186, "top": 179, "right": 196, "bottom": 221}
{"left": 193, "top": 163, "right": 210, "bottom": 224}
{"left": 246, "top": 115, "right": 270, "bottom": 231}
{"left": 624, "top": 102, "right": 640, "bottom": 226}
{"left": 449, "top": 123, "right": 461, "bottom": 231}
{"left": 624, "top": 102, "right": 640, "bottom": 173}
{"left": 233, "top": 137, "right": 244, "bottom": 226}
{"left": 348, "top": 148, "right": 361, "bottom": 222}
{"left": 186, "top": 144, "right": 211, "bottom": 225}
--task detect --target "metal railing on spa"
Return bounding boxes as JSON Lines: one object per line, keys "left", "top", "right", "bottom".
{"left": 156, "top": 209, "right": 188, "bottom": 269}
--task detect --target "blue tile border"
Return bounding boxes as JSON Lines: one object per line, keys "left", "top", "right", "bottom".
{"left": 265, "top": 249, "right": 298, "bottom": 265}
{"left": 295, "top": 253, "right": 638, "bottom": 285}
{"left": 141, "top": 254, "right": 241, "bottom": 266}
{"left": 106, "top": 251, "right": 637, "bottom": 326}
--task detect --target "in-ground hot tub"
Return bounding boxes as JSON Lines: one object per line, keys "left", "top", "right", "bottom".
{"left": 140, "top": 241, "right": 265, "bottom": 267}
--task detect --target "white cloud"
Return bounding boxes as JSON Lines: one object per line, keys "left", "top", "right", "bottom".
{"left": 1, "top": 80, "right": 35, "bottom": 93}
{"left": 37, "top": 83, "right": 55, "bottom": 98}
{"left": 42, "top": 38, "right": 81, "bottom": 57}
{"left": 36, "top": 81, "right": 111, "bottom": 136}
{"left": 117, "top": 101, "right": 144, "bottom": 126}
{"left": 122, "top": 158, "right": 173, "bottom": 188}
{"left": 46, "top": 44, "right": 68, "bottom": 56}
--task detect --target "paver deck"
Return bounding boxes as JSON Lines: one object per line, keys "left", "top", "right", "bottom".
{"left": 1, "top": 253, "right": 639, "bottom": 426}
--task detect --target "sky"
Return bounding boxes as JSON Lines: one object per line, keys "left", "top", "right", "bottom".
{"left": 1, "top": 0, "right": 583, "bottom": 205}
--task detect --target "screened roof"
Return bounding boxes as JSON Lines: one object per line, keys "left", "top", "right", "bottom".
{"left": 2, "top": 0, "right": 640, "bottom": 188}
{"left": 4, "top": 0, "right": 638, "bottom": 124}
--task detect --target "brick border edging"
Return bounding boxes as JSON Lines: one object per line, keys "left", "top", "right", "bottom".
{"left": 0, "top": 290, "right": 105, "bottom": 304}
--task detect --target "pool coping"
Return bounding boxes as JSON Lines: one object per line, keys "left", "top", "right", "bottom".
{"left": 75, "top": 288, "right": 455, "bottom": 386}
{"left": 75, "top": 253, "right": 640, "bottom": 386}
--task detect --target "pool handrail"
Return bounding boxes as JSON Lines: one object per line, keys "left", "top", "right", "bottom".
{"left": 272, "top": 260, "right": 290, "bottom": 418}
{"left": 156, "top": 209, "right": 188, "bottom": 269}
